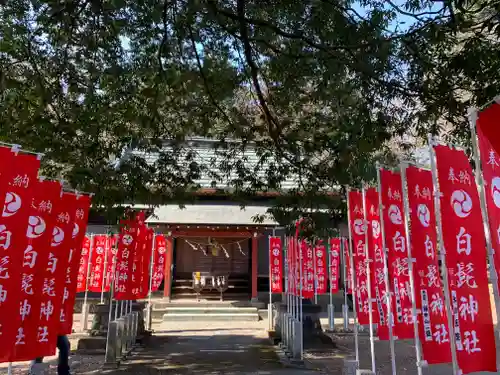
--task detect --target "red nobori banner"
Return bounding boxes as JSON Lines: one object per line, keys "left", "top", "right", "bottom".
{"left": 314, "top": 241, "right": 327, "bottom": 294}
{"left": 269, "top": 236, "right": 283, "bottom": 293}
{"left": 365, "top": 187, "right": 387, "bottom": 339}
{"left": 10, "top": 179, "right": 63, "bottom": 362}
{"left": 343, "top": 237, "right": 352, "bottom": 294}
{"left": 0, "top": 149, "right": 41, "bottom": 363}
{"left": 287, "top": 236, "right": 297, "bottom": 296}
{"left": 130, "top": 220, "right": 148, "bottom": 299}
{"left": 76, "top": 236, "right": 91, "bottom": 292}
{"left": 406, "top": 165, "right": 452, "bottom": 364}
{"left": 301, "top": 240, "right": 315, "bottom": 299}
{"left": 379, "top": 168, "right": 414, "bottom": 339}
{"left": 328, "top": 238, "right": 341, "bottom": 293}
{"left": 138, "top": 228, "right": 154, "bottom": 299}
{"left": 434, "top": 144, "right": 496, "bottom": 373}
{"left": 477, "top": 122, "right": 500, "bottom": 295}
{"left": 152, "top": 234, "right": 166, "bottom": 292}
{"left": 104, "top": 235, "right": 118, "bottom": 292}
{"left": 60, "top": 193, "right": 92, "bottom": 335}
{"left": 348, "top": 190, "right": 370, "bottom": 325}
{"left": 89, "top": 235, "right": 108, "bottom": 292}
{"left": 35, "top": 192, "right": 78, "bottom": 356}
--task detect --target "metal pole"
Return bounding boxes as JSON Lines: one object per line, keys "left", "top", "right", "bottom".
{"left": 7, "top": 363, "right": 12, "bottom": 375}
{"left": 362, "top": 185, "right": 377, "bottom": 373}
{"left": 346, "top": 187, "right": 360, "bottom": 366}
{"left": 313, "top": 241, "right": 318, "bottom": 305}
{"left": 376, "top": 164, "right": 398, "bottom": 375}
{"left": 428, "top": 135, "right": 460, "bottom": 375}
{"left": 82, "top": 234, "right": 94, "bottom": 332}
{"left": 400, "top": 162, "right": 424, "bottom": 375}
{"left": 101, "top": 235, "right": 109, "bottom": 304}
{"left": 342, "top": 237, "right": 349, "bottom": 330}
{"left": 328, "top": 237, "right": 334, "bottom": 330}
{"left": 268, "top": 231, "right": 273, "bottom": 331}
{"left": 147, "top": 232, "right": 156, "bottom": 331}
{"left": 469, "top": 108, "right": 500, "bottom": 366}
{"left": 299, "top": 236, "right": 303, "bottom": 360}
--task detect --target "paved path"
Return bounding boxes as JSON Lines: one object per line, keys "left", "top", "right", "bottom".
{"left": 99, "top": 321, "right": 319, "bottom": 375}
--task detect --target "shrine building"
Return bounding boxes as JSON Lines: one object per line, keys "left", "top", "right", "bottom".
{"left": 87, "top": 138, "right": 345, "bottom": 304}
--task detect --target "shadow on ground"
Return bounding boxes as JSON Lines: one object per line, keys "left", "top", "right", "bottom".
{"left": 99, "top": 334, "right": 284, "bottom": 375}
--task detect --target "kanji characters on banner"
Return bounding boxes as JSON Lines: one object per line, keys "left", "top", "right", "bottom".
{"left": 104, "top": 235, "right": 118, "bottom": 292}
{"left": 406, "top": 166, "right": 452, "bottom": 364}
{"left": 379, "top": 169, "right": 414, "bottom": 339}
{"left": 348, "top": 190, "right": 370, "bottom": 324}
{"left": 35, "top": 192, "right": 78, "bottom": 356}
{"left": 476, "top": 122, "right": 500, "bottom": 294}
{"left": 365, "top": 187, "right": 389, "bottom": 340}
{"left": 434, "top": 144, "right": 497, "bottom": 373}
{"left": 89, "top": 235, "right": 107, "bottom": 292}
{"left": 152, "top": 234, "right": 166, "bottom": 292}
{"left": 10, "top": 179, "right": 62, "bottom": 362}
{"left": 76, "top": 236, "right": 91, "bottom": 292}
{"left": 138, "top": 228, "right": 154, "bottom": 299}
{"left": 0, "top": 149, "right": 41, "bottom": 363}
{"left": 269, "top": 237, "right": 283, "bottom": 293}
{"left": 329, "top": 238, "right": 341, "bottom": 293}
{"left": 301, "top": 240, "right": 315, "bottom": 299}
{"left": 314, "top": 241, "right": 327, "bottom": 294}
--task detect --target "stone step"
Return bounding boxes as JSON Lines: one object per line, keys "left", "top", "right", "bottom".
{"left": 161, "top": 306, "right": 258, "bottom": 314}
{"left": 162, "top": 312, "right": 260, "bottom": 322}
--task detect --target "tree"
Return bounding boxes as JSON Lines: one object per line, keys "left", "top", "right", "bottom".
{"left": 1, "top": 0, "right": 498, "bottom": 231}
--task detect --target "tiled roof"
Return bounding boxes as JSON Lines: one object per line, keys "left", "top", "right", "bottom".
{"left": 130, "top": 138, "right": 300, "bottom": 190}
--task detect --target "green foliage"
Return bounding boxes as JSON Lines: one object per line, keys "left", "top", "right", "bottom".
{"left": 1, "top": 0, "right": 498, "bottom": 229}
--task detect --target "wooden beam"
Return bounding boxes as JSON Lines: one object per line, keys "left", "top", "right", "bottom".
{"left": 171, "top": 230, "right": 256, "bottom": 238}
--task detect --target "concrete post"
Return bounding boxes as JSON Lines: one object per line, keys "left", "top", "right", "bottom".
{"left": 122, "top": 315, "right": 130, "bottom": 354}
{"left": 104, "top": 320, "right": 119, "bottom": 368}
{"left": 343, "top": 359, "right": 358, "bottom": 375}
{"left": 356, "top": 370, "right": 375, "bottom": 375}
{"left": 82, "top": 302, "right": 89, "bottom": 331}
{"left": 328, "top": 304, "right": 335, "bottom": 331}
{"left": 132, "top": 312, "right": 139, "bottom": 346}
{"left": 116, "top": 317, "right": 125, "bottom": 358}
{"left": 292, "top": 320, "right": 301, "bottom": 360}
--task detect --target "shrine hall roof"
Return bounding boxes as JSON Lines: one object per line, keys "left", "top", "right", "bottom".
{"left": 145, "top": 203, "right": 278, "bottom": 226}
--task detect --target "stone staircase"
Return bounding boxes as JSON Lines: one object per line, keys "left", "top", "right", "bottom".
{"left": 152, "top": 301, "right": 260, "bottom": 322}
{"left": 171, "top": 275, "right": 250, "bottom": 301}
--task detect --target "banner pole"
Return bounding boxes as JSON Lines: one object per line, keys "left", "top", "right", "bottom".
{"left": 147, "top": 232, "right": 156, "bottom": 331}
{"left": 341, "top": 237, "right": 349, "bottom": 330}
{"left": 268, "top": 233, "right": 273, "bottom": 332}
{"left": 469, "top": 108, "right": 500, "bottom": 358}
{"left": 400, "top": 162, "right": 424, "bottom": 375}
{"left": 82, "top": 234, "right": 94, "bottom": 332}
{"left": 346, "top": 186, "right": 360, "bottom": 366}
{"left": 299, "top": 236, "right": 304, "bottom": 360}
{"left": 428, "top": 134, "right": 460, "bottom": 375}
{"left": 362, "top": 185, "right": 377, "bottom": 373}
{"left": 283, "top": 235, "right": 288, "bottom": 348}
{"left": 313, "top": 241, "right": 318, "bottom": 305}
{"left": 101, "top": 235, "right": 109, "bottom": 304}
{"left": 376, "top": 164, "right": 398, "bottom": 375}
{"left": 328, "top": 238, "right": 334, "bottom": 330}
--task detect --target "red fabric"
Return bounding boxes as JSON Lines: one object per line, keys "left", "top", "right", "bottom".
{"left": 343, "top": 237, "right": 352, "bottom": 294}
{"left": 348, "top": 190, "right": 370, "bottom": 325}
{"left": 477, "top": 121, "right": 500, "bottom": 295}
{"left": 104, "top": 235, "right": 118, "bottom": 292}
{"left": 76, "top": 236, "right": 91, "bottom": 292}
{"left": 0, "top": 149, "right": 41, "bottom": 363}
{"left": 406, "top": 166, "right": 452, "bottom": 364}
{"left": 114, "top": 219, "right": 136, "bottom": 300}
{"left": 59, "top": 194, "right": 91, "bottom": 335}
{"left": 35, "top": 192, "right": 78, "bottom": 356}
{"left": 434, "top": 145, "right": 497, "bottom": 373}
{"left": 269, "top": 237, "right": 283, "bottom": 293}
{"left": 10, "top": 180, "right": 62, "bottom": 361}
{"left": 137, "top": 229, "right": 154, "bottom": 299}
{"left": 289, "top": 236, "right": 299, "bottom": 296}
{"left": 314, "top": 241, "right": 327, "bottom": 294}
{"left": 365, "top": 187, "right": 388, "bottom": 340}
{"left": 328, "top": 238, "right": 341, "bottom": 293}
{"left": 152, "top": 234, "right": 166, "bottom": 292}
{"left": 88, "top": 235, "right": 107, "bottom": 292}
{"left": 477, "top": 102, "right": 500, "bottom": 163}
{"left": 300, "top": 240, "right": 315, "bottom": 299}
{"left": 379, "top": 169, "right": 414, "bottom": 339}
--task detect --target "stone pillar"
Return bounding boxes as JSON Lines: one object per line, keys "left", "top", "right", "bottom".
{"left": 104, "top": 320, "right": 119, "bottom": 368}
{"left": 251, "top": 233, "right": 258, "bottom": 301}
{"left": 163, "top": 234, "right": 174, "bottom": 301}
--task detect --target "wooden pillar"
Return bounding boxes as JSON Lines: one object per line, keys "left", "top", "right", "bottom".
{"left": 251, "top": 233, "right": 258, "bottom": 301}
{"left": 163, "top": 234, "right": 174, "bottom": 301}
